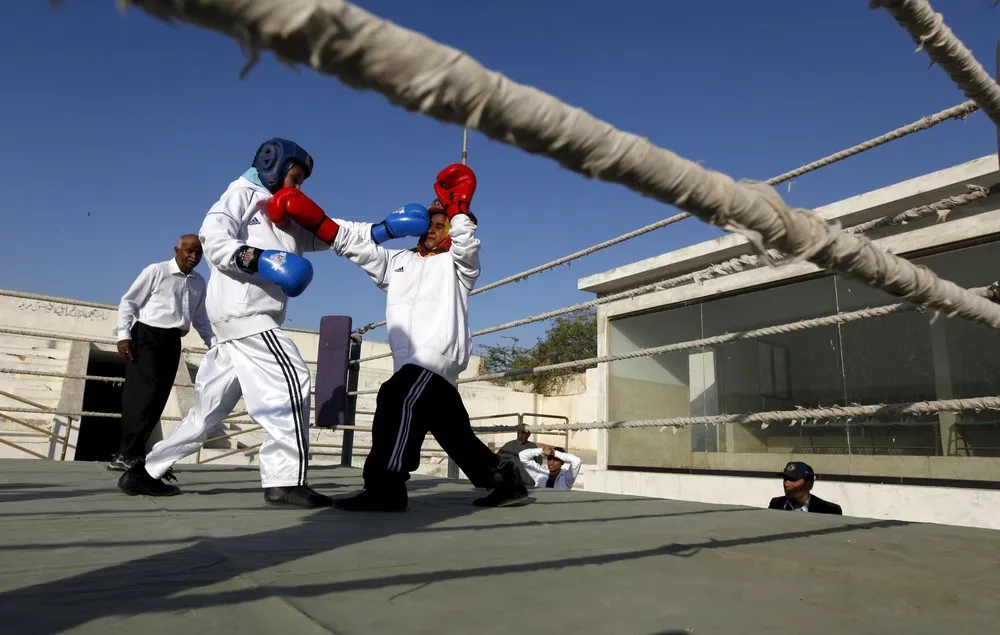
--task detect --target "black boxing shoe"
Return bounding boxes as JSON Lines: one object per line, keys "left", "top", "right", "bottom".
{"left": 117, "top": 461, "right": 180, "bottom": 497}
{"left": 473, "top": 483, "right": 528, "bottom": 508}
{"left": 264, "top": 485, "right": 333, "bottom": 509}
{"left": 332, "top": 486, "right": 408, "bottom": 512}
{"left": 473, "top": 460, "right": 529, "bottom": 508}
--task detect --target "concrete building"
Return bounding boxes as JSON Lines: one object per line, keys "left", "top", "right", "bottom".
{"left": 0, "top": 290, "right": 598, "bottom": 477}
{"left": 580, "top": 154, "right": 1000, "bottom": 530}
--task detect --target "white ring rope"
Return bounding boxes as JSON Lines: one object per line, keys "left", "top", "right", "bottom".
{"left": 354, "top": 184, "right": 992, "bottom": 365}
{"left": 0, "top": 404, "right": 372, "bottom": 430}
{"left": 3, "top": 396, "right": 998, "bottom": 435}
{"left": 479, "top": 396, "right": 1000, "bottom": 434}
{"left": 0, "top": 366, "right": 318, "bottom": 396}
{"left": 872, "top": 0, "right": 1000, "bottom": 128}
{"left": 348, "top": 283, "right": 998, "bottom": 396}
{"left": 0, "top": 325, "right": 211, "bottom": 354}
{"left": 13, "top": 275, "right": 982, "bottom": 392}
{"left": 352, "top": 99, "right": 978, "bottom": 335}
{"left": 111, "top": 0, "right": 1000, "bottom": 334}
{"left": 355, "top": 212, "right": 689, "bottom": 335}
{"left": 2, "top": 185, "right": 990, "bottom": 391}
{"left": 762, "top": 101, "right": 978, "bottom": 186}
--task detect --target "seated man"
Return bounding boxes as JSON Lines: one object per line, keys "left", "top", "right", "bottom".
{"left": 496, "top": 424, "right": 538, "bottom": 488}
{"left": 768, "top": 461, "right": 842, "bottom": 515}
{"left": 518, "top": 444, "right": 582, "bottom": 490}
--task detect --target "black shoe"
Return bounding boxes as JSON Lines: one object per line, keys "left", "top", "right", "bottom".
{"left": 473, "top": 483, "right": 528, "bottom": 508}
{"left": 473, "top": 460, "right": 529, "bottom": 507}
{"left": 333, "top": 487, "right": 408, "bottom": 512}
{"left": 264, "top": 485, "right": 333, "bottom": 509}
{"left": 117, "top": 461, "right": 180, "bottom": 497}
{"left": 107, "top": 454, "right": 137, "bottom": 472}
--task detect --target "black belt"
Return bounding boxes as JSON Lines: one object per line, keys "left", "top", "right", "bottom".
{"left": 135, "top": 322, "right": 184, "bottom": 336}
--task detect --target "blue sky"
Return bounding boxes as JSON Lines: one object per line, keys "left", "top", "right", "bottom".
{"left": 2, "top": 1, "right": 998, "bottom": 354}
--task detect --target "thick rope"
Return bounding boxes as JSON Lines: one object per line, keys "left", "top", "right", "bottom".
{"left": 355, "top": 212, "right": 690, "bottom": 333}
{"left": 1, "top": 367, "right": 135, "bottom": 384}
{"left": 3, "top": 186, "right": 978, "bottom": 378}
{"left": 353, "top": 100, "right": 978, "bottom": 335}
{"left": 846, "top": 184, "right": 989, "bottom": 233}
{"left": 763, "top": 101, "right": 978, "bottom": 185}
{"left": 872, "top": 0, "right": 1000, "bottom": 128}
{"left": 474, "top": 184, "right": 993, "bottom": 336}
{"left": 0, "top": 406, "right": 230, "bottom": 423}
{"left": 474, "top": 213, "right": 688, "bottom": 295}
{"left": 115, "top": 0, "right": 1000, "bottom": 335}
{"left": 0, "top": 367, "right": 324, "bottom": 402}
{"left": 355, "top": 184, "right": 991, "bottom": 364}
{"left": 347, "top": 284, "right": 997, "bottom": 395}
{"left": 474, "top": 396, "right": 1000, "bottom": 434}
{"left": 0, "top": 405, "right": 352, "bottom": 430}
{"left": 0, "top": 326, "right": 210, "bottom": 354}
{"left": 5, "top": 396, "right": 997, "bottom": 436}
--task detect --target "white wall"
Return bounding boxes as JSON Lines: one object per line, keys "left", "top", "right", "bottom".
{"left": 585, "top": 469, "right": 1000, "bottom": 531}
{"left": 0, "top": 290, "right": 602, "bottom": 467}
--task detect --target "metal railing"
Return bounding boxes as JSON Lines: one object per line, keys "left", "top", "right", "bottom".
{"left": 0, "top": 388, "right": 74, "bottom": 460}
{"left": 0, "top": 327, "right": 575, "bottom": 474}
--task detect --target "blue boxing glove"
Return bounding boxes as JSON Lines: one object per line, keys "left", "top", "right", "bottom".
{"left": 371, "top": 203, "right": 430, "bottom": 245}
{"left": 234, "top": 246, "right": 314, "bottom": 297}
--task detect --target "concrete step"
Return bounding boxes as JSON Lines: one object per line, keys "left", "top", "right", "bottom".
{"left": 0, "top": 392, "right": 60, "bottom": 413}
{"left": 0, "top": 430, "right": 67, "bottom": 460}
{"left": 0, "top": 336, "right": 73, "bottom": 353}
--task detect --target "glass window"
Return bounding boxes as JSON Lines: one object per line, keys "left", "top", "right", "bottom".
{"left": 701, "top": 276, "right": 844, "bottom": 458}
{"left": 606, "top": 239, "right": 1000, "bottom": 480}
{"left": 834, "top": 272, "right": 940, "bottom": 458}
{"left": 607, "top": 305, "right": 703, "bottom": 467}
{"left": 923, "top": 242, "right": 1000, "bottom": 459}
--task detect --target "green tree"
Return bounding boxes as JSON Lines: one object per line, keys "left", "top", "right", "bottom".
{"left": 479, "top": 308, "right": 597, "bottom": 394}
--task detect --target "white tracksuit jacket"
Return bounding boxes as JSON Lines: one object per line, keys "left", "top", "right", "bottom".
{"left": 198, "top": 176, "right": 329, "bottom": 344}
{"left": 331, "top": 214, "right": 480, "bottom": 386}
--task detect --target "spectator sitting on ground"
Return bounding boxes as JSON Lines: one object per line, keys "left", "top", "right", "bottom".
{"left": 768, "top": 461, "right": 842, "bottom": 515}
{"left": 496, "top": 425, "right": 539, "bottom": 488}
{"left": 518, "top": 444, "right": 582, "bottom": 490}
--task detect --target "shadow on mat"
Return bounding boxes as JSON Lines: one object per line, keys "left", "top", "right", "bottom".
{"left": 0, "top": 465, "right": 910, "bottom": 635}
{"left": 0, "top": 506, "right": 753, "bottom": 552}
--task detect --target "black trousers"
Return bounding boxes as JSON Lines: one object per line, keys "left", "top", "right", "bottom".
{"left": 364, "top": 364, "right": 500, "bottom": 489}
{"left": 119, "top": 322, "right": 182, "bottom": 460}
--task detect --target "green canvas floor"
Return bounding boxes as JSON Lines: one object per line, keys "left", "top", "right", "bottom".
{"left": 0, "top": 460, "right": 997, "bottom": 635}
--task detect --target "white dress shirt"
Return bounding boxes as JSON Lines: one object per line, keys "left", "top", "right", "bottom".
{"left": 115, "top": 258, "right": 214, "bottom": 346}
{"left": 518, "top": 448, "right": 583, "bottom": 490}
{"left": 784, "top": 496, "right": 811, "bottom": 512}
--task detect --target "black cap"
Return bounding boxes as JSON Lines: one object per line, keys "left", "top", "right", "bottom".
{"left": 778, "top": 461, "right": 815, "bottom": 481}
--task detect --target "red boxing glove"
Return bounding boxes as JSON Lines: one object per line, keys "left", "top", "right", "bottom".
{"left": 267, "top": 188, "right": 339, "bottom": 244}
{"left": 433, "top": 164, "right": 477, "bottom": 219}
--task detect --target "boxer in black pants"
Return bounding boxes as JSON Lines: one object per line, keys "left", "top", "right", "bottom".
{"left": 292, "top": 163, "right": 528, "bottom": 511}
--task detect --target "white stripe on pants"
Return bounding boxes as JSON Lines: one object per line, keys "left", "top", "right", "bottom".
{"left": 387, "top": 369, "right": 432, "bottom": 472}
{"left": 144, "top": 328, "right": 311, "bottom": 488}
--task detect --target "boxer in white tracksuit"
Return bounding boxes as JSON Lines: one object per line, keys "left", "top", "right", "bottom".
{"left": 276, "top": 163, "right": 529, "bottom": 511}
{"left": 117, "top": 138, "right": 335, "bottom": 509}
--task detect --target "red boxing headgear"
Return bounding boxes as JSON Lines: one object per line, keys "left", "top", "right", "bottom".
{"left": 416, "top": 199, "right": 452, "bottom": 256}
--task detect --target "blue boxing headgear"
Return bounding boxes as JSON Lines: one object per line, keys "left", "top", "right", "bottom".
{"left": 252, "top": 138, "right": 314, "bottom": 194}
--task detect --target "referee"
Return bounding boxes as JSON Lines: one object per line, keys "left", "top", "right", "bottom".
{"left": 110, "top": 234, "right": 215, "bottom": 471}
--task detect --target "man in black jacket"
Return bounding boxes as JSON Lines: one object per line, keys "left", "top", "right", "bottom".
{"left": 768, "top": 461, "right": 843, "bottom": 515}
{"left": 496, "top": 425, "right": 538, "bottom": 488}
